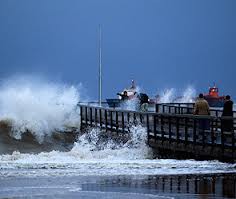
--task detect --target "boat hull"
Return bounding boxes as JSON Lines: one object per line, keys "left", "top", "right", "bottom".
{"left": 106, "top": 99, "right": 122, "bottom": 108}
{"left": 204, "top": 96, "right": 224, "bottom": 107}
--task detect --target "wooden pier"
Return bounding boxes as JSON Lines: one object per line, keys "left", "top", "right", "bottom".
{"left": 79, "top": 103, "right": 236, "bottom": 162}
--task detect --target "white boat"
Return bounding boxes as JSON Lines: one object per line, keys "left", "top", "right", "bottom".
{"left": 106, "top": 80, "right": 138, "bottom": 107}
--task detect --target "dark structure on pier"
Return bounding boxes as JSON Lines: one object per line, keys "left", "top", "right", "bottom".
{"left": 79, "top": 103, "right": 236, "bottom": 162}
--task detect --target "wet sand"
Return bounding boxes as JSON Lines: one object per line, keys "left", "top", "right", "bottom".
{"left": 0, "top": 173, "right": 236, "bottom": 198}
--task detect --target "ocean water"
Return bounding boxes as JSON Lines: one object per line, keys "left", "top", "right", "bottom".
{"left": 0, "top": 76, "right": 236, "bottom": 198}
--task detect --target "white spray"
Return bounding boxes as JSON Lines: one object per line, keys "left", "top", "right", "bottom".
{"left": 176, "top": 86, "right": 196, "bottom": 103}
{"left": 0, "top": 76, "right": 81, "bottom": 142}
{"left": 159, "top": 88, "right": 176, "bottom": 103}
{"left": 158, "top": 86, "right": 196, "bottom": 103}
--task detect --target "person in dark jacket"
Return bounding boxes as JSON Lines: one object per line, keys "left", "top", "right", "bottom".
{"left": 138, "top": 93, "right": 149, "bottom": 112}
{"left": 117, "top": 91, "right": 129, "bottom": 101}
{"left": 221, "top": 95, "right": 234, "bottom": 132}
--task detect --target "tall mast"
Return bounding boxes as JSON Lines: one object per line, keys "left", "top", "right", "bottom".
{"left": 99, "top": 25, "right": 102, "bottom": 106}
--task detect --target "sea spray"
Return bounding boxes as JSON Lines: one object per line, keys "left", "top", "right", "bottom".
{"left": 175, "top": 86, "right": 196, "bottom": 103}
{"left": 158, "top": 86, "right": 196, "bottom": 103}
{"left": 159, "top": 88, "right": 176, "bottom": 103}
{"left": 123, "top": 98, "right": 140, "bottom": 111}
{"left": 71, "top": 125, "right": 152, "bottom": 160}
{"left": 0, "top": 125, "right": 152, "bottom": 164}
{"left": 0, "top": 76, "right": 81, "bottom": 143}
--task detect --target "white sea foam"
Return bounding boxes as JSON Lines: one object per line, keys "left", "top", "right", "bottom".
{"left": 0, "top": 76, "right": 81, "bottom": 142}
{"left": 0, "top": 125, "right": 236, "bottom": 177}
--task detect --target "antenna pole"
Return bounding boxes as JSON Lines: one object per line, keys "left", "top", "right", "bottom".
{"left": 99, "top": 25, "right": 102, "bottom": 106}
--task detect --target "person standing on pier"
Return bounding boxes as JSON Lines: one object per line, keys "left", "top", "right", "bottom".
{"left": 138, "top": 93, "right": 149, "bottom": 112}
{"left": 221, "top": 95, "right": 234, "bottom": 132}
{"left": 117, "top": 91, "right": 129, "bottom": 109}
{"left": 194, "top": 93, "right": 210, "bottom": 115}
{"left": 193, "top": 93, "right": 210, "bottom": 132}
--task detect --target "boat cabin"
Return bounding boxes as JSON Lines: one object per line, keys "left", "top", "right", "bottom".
{"left": 209, "top": 86, "right": 219, "bottom": 97}
{"left": 117, "top": 80, "right": 137, "bottom": 100}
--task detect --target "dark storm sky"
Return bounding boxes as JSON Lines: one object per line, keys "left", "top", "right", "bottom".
{"left": 0, "top": 0, "right": 235, "bottom": 99}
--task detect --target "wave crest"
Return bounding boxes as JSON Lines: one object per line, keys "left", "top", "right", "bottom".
{"left": 0, "top": 76, "right": 81, "bottom": 143}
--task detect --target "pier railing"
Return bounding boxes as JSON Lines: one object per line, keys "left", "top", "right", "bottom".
{"left": 79, "top": 104, "right": 236, "bottom": 162}
{"left": 155, "top": 103, "right": 236, "bottom": 117}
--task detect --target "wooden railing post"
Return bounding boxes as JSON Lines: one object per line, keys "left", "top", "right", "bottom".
{"left": 105, "top": 110, "right": 108, "bottom": 131}
{"left": 110, "top": 110, "right": 113, "bottom": 130}
{"left": 211, "top": 119, "right": 215, "bottom": 146}
{"left": 133, "top": 113, "right": 136, "bottom": 124}
{"left": 122, "top": 112, "right": 125, "bottom": 133}
{"left": 161, "top": 115, "right": 164, "bottom": 142}
{"left": 221, "top": 118, "right": 225, "bottom": 154}
{"left": 90, "top": 107, "right": 93, "bottom": 126}
{"left": 95, "top": 108, "right": 97, "bottom": 126}
{"left": 193, "top": 119, "right": 197, "bottom": 145}
{"left": 147, "top": 114, "right": 150, "bottom": 144}
{"left": 185, "top": 118, "right": 188, "bottom": 145}
{"left": 156, "top": 104, "right": 159, "bottom": 113}
{"left": 80, "top": 106, "right": 83, "bottom": 127}
{"left": 99, "top": 109, "right": 102, "bottom": 127}
{"left": 201, "top": 122, "right": 205, "bottom": 147}
{"left": 140, "top": 113, "right": 143, "bottom": 123}
{"left": 176, "top": 117, "right": 180, "bottom": 142}
{"left": 153, "top": 115, "right": 157, "bottom": 140}
{"left": 187, "top": 107, "right": 190, "bottom": 114}
{"left": 85, "top": 106, "right": 88, "bottom": 125}
{"left": 232, "top": 119, "right": 235, "bottom": 157}
{"left": 116, "top": 111, "right": 119, "bottom": 132}
{"left": 169, "top": 116, "right": 172, "bottom": 142}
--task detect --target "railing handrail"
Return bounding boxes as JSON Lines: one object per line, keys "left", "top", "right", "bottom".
{"left": 155, "top": 103, "right": 236, "bottom": 116}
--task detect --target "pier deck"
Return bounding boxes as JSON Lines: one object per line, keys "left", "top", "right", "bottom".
{"left": 79, "top": 103, "right": 236, "bottom": 162}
